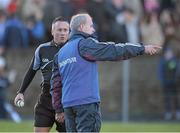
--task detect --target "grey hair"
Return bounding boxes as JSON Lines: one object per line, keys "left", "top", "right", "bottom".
{"left": 70, "top": 13, "right": 89, "bottom": 31}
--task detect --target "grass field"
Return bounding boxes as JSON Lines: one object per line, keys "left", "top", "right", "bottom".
{"left": 0, "top": 121, "right": 180, "bottom": 132}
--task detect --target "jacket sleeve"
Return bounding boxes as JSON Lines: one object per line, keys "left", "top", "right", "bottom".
{"left": 50, "top": 54, "right": 63, "bottom": 113}
{"left": 79, "top": 37, "right": 145, "bottom": 61}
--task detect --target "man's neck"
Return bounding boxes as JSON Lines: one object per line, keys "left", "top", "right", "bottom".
{"left": 53, "top": 40, "right": 63, "bottom": 47}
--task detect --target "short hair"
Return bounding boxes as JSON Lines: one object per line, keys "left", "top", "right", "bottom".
{"left": 52, "top": 16, "right": 68, "bottom": 24}
{"left": 70, "top": 13, "right": 89, "bottom": 31}
{"left": 51, "top": 16, "right": 69, "bottom": 30}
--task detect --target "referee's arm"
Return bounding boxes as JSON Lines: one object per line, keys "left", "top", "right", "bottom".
{"left": 17, "top": 57, "right": 37, "bottom": 94}
{"left": 17, "top": 45, "right": 41, "bottom": 94}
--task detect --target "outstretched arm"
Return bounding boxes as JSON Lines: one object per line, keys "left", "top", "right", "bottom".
{"left": 79, "top": 38, "right": 161, "bottom": 61}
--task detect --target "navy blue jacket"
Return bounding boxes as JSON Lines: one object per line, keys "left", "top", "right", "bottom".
{"left": 51, "top": 31, "right": 145, "bottom": 113}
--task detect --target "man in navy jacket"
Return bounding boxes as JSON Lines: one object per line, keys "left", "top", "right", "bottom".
{"left": 51, "top": 13, "right": 161, "bottom": 132}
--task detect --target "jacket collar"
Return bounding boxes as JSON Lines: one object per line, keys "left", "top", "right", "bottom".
{"left": 51, "top": 40, "right": 64, "bottom": 48}
{"left": 69, "top": 30, "right": 97, "bottom": 41}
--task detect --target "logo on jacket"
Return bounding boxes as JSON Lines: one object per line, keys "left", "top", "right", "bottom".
{"left": 42, "top": 58, "right": 49, "bottom": 62}
{"left": 59, "top": 57, "right": 77, "bottom": 68}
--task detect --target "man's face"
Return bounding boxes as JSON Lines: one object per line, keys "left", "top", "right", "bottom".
{"left": 81, "top": 15, "right": 95, "bottom": 35}
{"left": 51, "top": 21, "right": 69, "bottom": 44}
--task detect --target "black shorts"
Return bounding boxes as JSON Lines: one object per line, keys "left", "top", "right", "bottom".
{"left": 34, "top": 90, "right": 66, "bottom": 132}
{"left": 34, "top": 102, "right": 66, "bottom": 132}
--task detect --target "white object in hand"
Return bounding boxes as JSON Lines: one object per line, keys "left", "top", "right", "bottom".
{"left": 16, "top": 100, "right": 24, "bottom": 107}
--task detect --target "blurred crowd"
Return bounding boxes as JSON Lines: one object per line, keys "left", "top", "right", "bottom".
{"left": 0, "top": 0, "right": 179, "bottom": 54}
{"left": 0, "top": 0, "right": 180, "bottom": 121}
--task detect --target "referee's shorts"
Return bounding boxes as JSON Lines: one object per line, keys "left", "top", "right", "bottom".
{"left": 34, "top": 102, "right": 66, "bottom": 132}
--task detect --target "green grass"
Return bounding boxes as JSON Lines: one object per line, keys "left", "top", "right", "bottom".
{"left": 0, "top": 121, "right": 180, "bottom": 132}
{"left": 102, "top": 122, "right": 180, "bottom": 132}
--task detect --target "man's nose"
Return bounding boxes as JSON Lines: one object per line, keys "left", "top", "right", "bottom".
{"left": 92, "top": 28, "right": 95, "bottom": 33}
{"left": 60, "top": 32, "right": 65, "bottom": 36}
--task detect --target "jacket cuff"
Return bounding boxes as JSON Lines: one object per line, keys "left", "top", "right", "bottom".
{"left": 139, "top": 43, "right": 145, "bottom": 55}
{"left": 55, "top": 108, "right": 64, "bottom": 113}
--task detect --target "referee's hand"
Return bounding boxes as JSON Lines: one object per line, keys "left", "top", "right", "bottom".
{"left": 55, "top": 112, "right": 65, "bottom": 123}
{"left": 14, "top": 93, "right": 24, "bottom": 106}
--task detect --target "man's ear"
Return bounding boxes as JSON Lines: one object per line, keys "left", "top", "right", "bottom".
{"left": 79, "top": 24, "right": 84, "bottom": 31}
{"left": 51, "top": 28, "right": 54, "bottom": 36}
{"left": 51, "top": 24, "right": 54, "bottom": 36}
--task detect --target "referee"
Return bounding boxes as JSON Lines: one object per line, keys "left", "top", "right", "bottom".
{"left": 14, "top": 17, "right": 69, "bottom": 132}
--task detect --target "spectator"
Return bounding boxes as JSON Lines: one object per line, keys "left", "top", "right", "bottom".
{"left": 87, "top": 0, "right": 109, "bottom": 41}
{"left": 159, "top": 0, "right": 176, "bottom": 11}
{"left": 4, "top": 13, "right": 29, "bottom": 48}
{"left": 22, "top": 0, "right": 45, "bottom": 22}
{"left": 143, "top": 0, "right": 160, "bottom": 13}
{"left": 140, "top": 12, "right": 164, "bottom": 46}
{"left": 105, "top": 0, "right": 127, "bottom": 42}
{"left": 25, "top": 15, "right": 45, "bottom": 46}
{"left": 0, "top": 57, "right": 9, "bottom": 119}
{"left": 0, "top": 10, "right": 6, "bottom": 55}
{"left": 0, "top": 0, "right": 11, "bottom": 10}
{"left": 160, "top": 9, "right": 180, "bottom": 53}
{"left": 123, "top": 0, "right": 143, "bottom": 18}
{"left": 71, "top": 0, "right": 87, "bottom": 13}
{"left": 43, "top": 0, "right": 73, "bottom": 41}
{"left": 158, "top": 47, "right": 180, "bottom": 120}
{"left": 6, "top": 0, "right": 22, "bottom": 17}
{"left": 124, "top": 8, "right": 140, "bottom": 43}
{"left": 0, "top": 56, "right": 16, "bottom": 120}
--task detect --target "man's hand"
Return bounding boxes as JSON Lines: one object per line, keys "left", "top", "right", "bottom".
{"left": 144, "top": 45, "right": 162, "bottom": 55}
{"left": 55, "top": 112, "right": 65, "bottom": 123}
{"left": 14, "top": 93, "right": 24, "bottom": 106}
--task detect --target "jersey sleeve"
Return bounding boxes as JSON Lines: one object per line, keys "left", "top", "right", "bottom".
{"left": 33, "top": 45, "right": 41, "bottom": 70}
{"left": 17, "top": 57, "right": 37, "bottom": 94}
